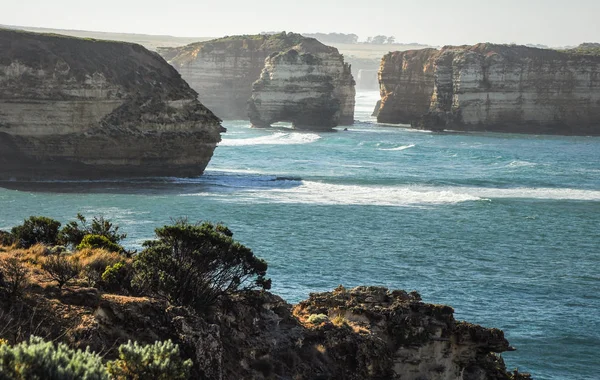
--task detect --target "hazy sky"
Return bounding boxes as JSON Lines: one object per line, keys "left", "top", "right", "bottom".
{"left": 3, "top": 0, "right": 599, "bottom": 46}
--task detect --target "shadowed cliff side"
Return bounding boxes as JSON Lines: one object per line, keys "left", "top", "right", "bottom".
{"left": 160, "top": 32, "right": 355, "bottom": 128}
{"left": 0, "top": 28, "right": 224, "bottom": 180}
{"left": 377, "top": 44, "right": 600, "bottom": 135}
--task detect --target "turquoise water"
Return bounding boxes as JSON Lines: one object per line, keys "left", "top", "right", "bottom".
{"left": 1, "top": 91, "right": 599, "bottom": 379}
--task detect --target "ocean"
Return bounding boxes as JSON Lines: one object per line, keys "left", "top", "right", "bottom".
{"left": 1, "top": 91, "right": 599, "bottom": 379}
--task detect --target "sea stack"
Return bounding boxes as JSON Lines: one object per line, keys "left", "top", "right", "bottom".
{"left": 248, "top": 39, "right": 355, "bottom": 130}
{"left": 377, "top": 44, "right": 600, "bottom": 135}
{"left": 160, "top": 32, "right": 355, "bottom": 129}
{"left": 0, "top": 29, "right": 224, "bottom": 180}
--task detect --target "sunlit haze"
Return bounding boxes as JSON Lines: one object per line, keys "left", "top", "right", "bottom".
{"left": 3, "top": 0, "right": 599, "bottom": 46}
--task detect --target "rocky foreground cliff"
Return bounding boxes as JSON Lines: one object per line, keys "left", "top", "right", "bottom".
{"left": 0, "top": 29, "right": 224, "bottom": 180}
{"left": 377, "top": 44, "right": 600, "bottom": 135}
{"left": 1, "top": 280, "right": 529, "bottom": 379}
{"left": 160, "top": 33, "right": 355, "bottom": 129}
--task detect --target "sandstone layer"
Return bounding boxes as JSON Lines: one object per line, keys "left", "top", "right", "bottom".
{"left": 248, "top": 40, "right": 355, "bottom": 130}
{"left": 160, "top": 33, "right": 355, "bottom": 128}
{"left": 377, "top": 44, "right": 600, "bottom": 135}
{"left": 0, "top": 29, "right": 224, "bottom": 180}
{"left": 7, "top": 284, "right": 530, "bottom": 380}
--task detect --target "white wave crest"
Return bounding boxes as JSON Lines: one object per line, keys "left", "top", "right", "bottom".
{"left": 186, "top": 181, "right": 600, "bottom": 206}
{"left": 379, "top": 144, "right": 416, "bottom": 151}
{"left": 219, "top": 132, "right": 321, "bottom": 147}
{"left": 507, "top": 160, "right": 538, "bottom": 168}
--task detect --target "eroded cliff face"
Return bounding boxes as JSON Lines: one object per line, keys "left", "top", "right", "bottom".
{"left": 14, "top": 285, "right": 529, "bottom": 380}
{"left": 377, "top": 48, "right": 438, "bottom": 124}
{"left": 161, "top": 33, "right": 355, "bottom": 128}
{"left": 248, "top": 40, "right": 355, "bottom": 130}
{"left": 378, "top": 44, "right": 600, "bottom": 135}
{"left": 0, "top": 29, "right": 223, "bottom": 180}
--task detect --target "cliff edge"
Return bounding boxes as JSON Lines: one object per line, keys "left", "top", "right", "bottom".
{"left": 0, "top": 29, "right": 224, "bottom": 180}
{"left": 377, "top": 44, "right": 600, "bottom": 135}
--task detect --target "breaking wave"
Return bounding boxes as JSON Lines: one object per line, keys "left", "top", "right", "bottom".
{"left": 219, "top": 132, "right": 321, "bottom": 146}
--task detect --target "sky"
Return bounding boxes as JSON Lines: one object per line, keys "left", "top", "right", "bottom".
{"left": 3, "top": 0, "right": 599, "bottom": 46}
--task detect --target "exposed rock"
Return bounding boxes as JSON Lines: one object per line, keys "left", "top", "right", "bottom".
{"left": 0, "top": 29, "right": 224, "bottom": 180}
{"left": 7, "top": 285, "right": 530, "bottom": 379}
{"left": 377, "top": 44, "right": 600, "bottom": 135}
{"left": 377, "top": 48, "right": 439, "bottom": 124}
{"left": 161, "top": 33, "right": 355, "bottom": 128}
{"left": 248, "top": 40, "right": 355, "bottom": 130}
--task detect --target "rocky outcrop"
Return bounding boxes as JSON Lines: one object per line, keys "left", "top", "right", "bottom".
{"left": 248, "top": 40, "right": 355, "bottom": 130}
{"left": 377, "top": 44, "right": 600, "bottom": 135}
{"left": 11, "top": 284, "right": 529, "bottom": 380}
{"left": 0, "top": 29, "right": 224, "bottom": 180}
{"left": 161, "top": 33, "right": 355, "bottom": 128}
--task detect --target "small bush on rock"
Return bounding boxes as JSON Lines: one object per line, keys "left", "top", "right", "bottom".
{"left": 0, "top": 336, "right": 108, "bottom": 380}
{"left": 42, "top": 254, "right": 81, "bottom": 289}
{"left": 307, "top": 314, "right": 329, "bottom": 325}
{"left": 11, "top": 216, "right": 61, "bottom": 248}
{"left": 107, "top": 340, "right": 192, "bottom": 380}
{"left": 132, "top": 220, "right": 271, "bottom": 311}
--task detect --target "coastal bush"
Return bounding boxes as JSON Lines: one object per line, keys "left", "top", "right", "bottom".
{"left": 77, "top": 234, "right": 124, "bottom": 253}
{"left": 74, "top": 249, "right": 122, "bottom": 287}
{"left": 42, "top": 254, "right": 81, "bottom": 289}
{"left": 0, "top": 230, "right": 14, "bottom": 246}
{"left": 101, "top": 262, "right": 133, "bottom": 293}
{"left": 11, "top": 216, "right": 61, "bottom": 248}
{"left": 106, "top": 340, "right": 192, "bottom": 380}
{"left": 0, "top": 336, "right": 109, "bottom": 380}
{"left": 0, "top": 256, "right": 29, "bottom": 299}
{"left": 59, "top": 214, "right": 126, "bottom": 249}
{"left": 132, "top": 220, "right": 271, "bottom": 311}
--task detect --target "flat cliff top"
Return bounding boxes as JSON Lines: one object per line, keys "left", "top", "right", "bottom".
{"left": 164, "top": 32, "right": 340, "bottom": 64}
{"left": 384, "top": 43, "right": 600, "bottom": 63}
{"left": 0, "top": 28, "right": 198, "bottom": 100}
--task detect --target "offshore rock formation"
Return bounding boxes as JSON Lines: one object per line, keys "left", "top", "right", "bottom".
{"left": 0, "top": 29, "right": 223, "bottom": 180}
{"left": 11, "top": 284, "right": 529, "bottom": 380}
{"left": 377, "top": 44, "right": 600, "bottom": 135}
{"left": 160, "top": 33, "right": 355, "bottom": 128}
{"left": 248, "top": 40, "right": 355, "bottom": 130}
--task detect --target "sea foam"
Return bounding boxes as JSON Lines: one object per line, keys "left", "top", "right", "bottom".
{"left": 219, "top": 132, "right": 321, "bottom": 146}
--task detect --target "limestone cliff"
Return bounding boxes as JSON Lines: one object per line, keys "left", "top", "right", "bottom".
{"left": 248, "top": 40, "right": 355, "bottom": 130}
{"left": 7, "top": 284, "right": 529, "bottom": 380}
{"left": 377, "top": 48, "right": 438, "bottom": 124}
{"left": 377, "top": 44, "right": 600, "bottom": 135}
{"left": 161, "top": 33, "right": 355, "bottom": 127}
{"left": 0, "top": 29, "right": 224, "bottom": 180}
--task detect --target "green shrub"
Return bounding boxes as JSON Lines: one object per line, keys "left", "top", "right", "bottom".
{"left": 0, "top": 230, "right": 14, "bottom": 246}
{"left": 42, "top": 255, "right": 81, "bottom": 289}
{"left": 132, "top": 220, "right": 270, "bottom": 311}
{"left": 78, "top": 250, "right": 122, "bottom": 288}
{"left": 0, "top": 256, "right": 29, "bottom": 299}
{"left": 77, "top": 234, "right": 124, "bottom": 253}
{"left": 59, "top": 214, "right": 126, "bottom": 249}
{"left": 307, "top": 314, "right": 329, "bottom": 325}
{"left": 107, "top": 340, "right": 192, "bottom": 380}
{"left": 11, "top": 216, "right": 61, "bottom": 248}
{"left": 0, "top": 336, "right": 108, "bottom": 380}
{"left": 101, "top": 262, "right": 133, "bottom": 293}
